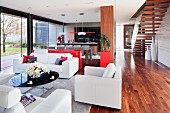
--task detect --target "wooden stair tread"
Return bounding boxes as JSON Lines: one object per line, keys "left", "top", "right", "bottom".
{"left": 146, "top": 0, "right": 170, "bottom": 4}
{"left": 144, "top": 4, "right": 169, "bottom": 9}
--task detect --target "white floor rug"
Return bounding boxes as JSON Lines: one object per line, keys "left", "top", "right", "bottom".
{"left": 19, "top": 76, "right": 91, "bottom": 113}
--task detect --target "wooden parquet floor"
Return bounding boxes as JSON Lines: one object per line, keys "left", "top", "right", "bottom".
{"left": 79, "top": 51, "right": 170, "bottom": 113}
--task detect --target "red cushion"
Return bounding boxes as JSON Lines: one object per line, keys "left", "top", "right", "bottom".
{"left": 23, "top": 55, "right": 34, "bottom": 63}
{"left": 60, "top": 56, "right": 68, "bottom": 61}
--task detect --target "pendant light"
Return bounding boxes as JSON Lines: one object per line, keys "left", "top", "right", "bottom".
{"left": 78, "top": 22, "right": 86, "bottom": 35}
{"left": 78, "top": 13, "right": 86, "bottom": 36}
{"left": 59, "top": 22, "right": 66, "bottom": 35}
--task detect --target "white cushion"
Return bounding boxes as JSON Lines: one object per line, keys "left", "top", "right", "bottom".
{"left": 0, "top": 85, "right": 21, "bottom": 108}
{"left": 34, "top": 53, "right": 49, "bottom": 64}
{"left": 25, "top": 97, "right": 44, "bottom": 113}
{"left": 48, "top": 53, "right": 62, "bottom": 64}
{"left": 4, "top": 103, "right": 26, "bottom": 113}
{"left": 48, "top": 53, "right": 72, "bottom": 64}
{"left": 102, "top": 63, "right": 116, "bottom": 78}
{"left": 34, "top": 49, "right": 48, "bottom": 54}
{"left": 45, "top": 64, "right": 62, "bottom": 72}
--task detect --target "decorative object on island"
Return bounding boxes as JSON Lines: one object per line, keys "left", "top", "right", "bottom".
{"left": 151, "top": 37, "right": 156, "bottom": 61}
{"left": 100, "top": 34, "right": 111, "bottom": 67}
{"left": 58, "top": 35, "right": 64, "bottom": 43}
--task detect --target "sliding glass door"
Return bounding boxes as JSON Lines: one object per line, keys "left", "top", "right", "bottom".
{"left": 0, "top": 13, "right": 27, "bottom": 70}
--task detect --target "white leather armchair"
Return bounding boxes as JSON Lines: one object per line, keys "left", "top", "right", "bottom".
{"left": 0, "top": 85, "right": 72, "bottom": 113}
{"left": 75, "top": 65, "right": 122, "bottom": 109}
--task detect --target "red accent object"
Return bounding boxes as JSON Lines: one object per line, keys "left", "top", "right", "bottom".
{"left": 61, "top": 56, "right": 68, "bottom": 61}
{"left": 23, "top": 55, "right": 34, "bottom": 63}
{"left": 48, "top": 49, "right": 82, "bottom": 70}
{"left": 100, "top": 52, "right": 110, "bottom": 67}
{"left": 69, "top": 32, "right": 78, "bottom": 34}
{"left": 69, "top": 32, "right": 95, "bottom": 34}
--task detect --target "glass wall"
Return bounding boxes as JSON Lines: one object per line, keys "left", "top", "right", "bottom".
{"left": 33, "top": 20, "right": 49, "bottom": 46}
{"left": 33, "top": 20, "right": 64, "bottom": 48}
{"left": 0, "top": 13, "right": 27, "bottom": 70}
{"left": 49, "top": 23, "right": 57, "bottom": 47}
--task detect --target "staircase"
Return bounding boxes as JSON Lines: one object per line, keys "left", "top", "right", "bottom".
{"left": 133, "top": 0, "right": 170, "bottom": 56}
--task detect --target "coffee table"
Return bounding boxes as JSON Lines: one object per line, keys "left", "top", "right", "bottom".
{"left": 9, "top": 71, "right": 59, "bottom": 87}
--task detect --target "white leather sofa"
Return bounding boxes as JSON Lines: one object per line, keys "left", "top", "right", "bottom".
{"left": 0, "top": 85, "right": 72, "bottom": 113}
{"left": 13, "top": 52, "right": 79, "bottom": 78}
{"left": 75, "top": 63, "right": 122, "bottom": 109}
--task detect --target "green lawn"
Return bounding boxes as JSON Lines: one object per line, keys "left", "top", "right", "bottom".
{"left": 1, "top": 47, "right": 27, "bottom": 56}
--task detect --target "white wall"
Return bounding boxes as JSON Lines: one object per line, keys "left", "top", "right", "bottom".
{"left": 116, "top": 25, "right": 124, "bottom": 50}
{"left": 49, "top": 23, "right": 57, "bottom": 45}
{"left": 156, "top": 6, "right": 170, "bottom": 67}
{"left": 66, "top": 26, "right": 74, "bottom": 41}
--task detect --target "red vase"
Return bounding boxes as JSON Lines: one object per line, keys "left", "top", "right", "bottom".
{"left": 100, "top": 52, "right": 110, "bottom": 67}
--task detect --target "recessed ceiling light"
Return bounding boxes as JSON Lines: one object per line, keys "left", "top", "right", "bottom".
{"left": 64, "top": 4, "right": 69, "bottom": 6}
{"left": 85, "top": 2, "right": 94, "bottom": 4}
{"left": 80, "top": 13, "right": 84, "bottom": 15}
{"left": 27, "top": 7, "right": 32, "bottom": 10}
{"left": 61, "top": 14, "right": 65, "bottom": 16}
{"left": 46, "top": 6, "right": 49, "bottom": 7}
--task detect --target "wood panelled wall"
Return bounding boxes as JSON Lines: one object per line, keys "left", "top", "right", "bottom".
{"left": 100, "top": 6, "right": 114, "bottom": 63}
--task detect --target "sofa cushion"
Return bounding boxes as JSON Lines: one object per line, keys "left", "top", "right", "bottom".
{"left": 25, "top": 97, "right": 44, "bottom": 113}
{"left": 34, "top": 53, "right": 49, "bottom": 64}
{"left": 61, "top": 56, "right": 68, "bottom": 61}
{"left": 0, "top": 85, "right": 21, "bottom": 108}
{"left": 102, "top": 63, "right": 116, "bottom": 78}
{"left": 48, "top": 53, "right": 62, "bottom": 64}
{"left": 23, "top": 55, "right": 34, "bottom": 63}
{"left": 48, "top": 53, "right": 72, "bottom": 64}
{"left": 26, "top": 57, "right": 37, "bottom": 63}
{"left": 55, "top": 58, "right": 61, "bottom": 65}
{"left": 45, "top": 64, "right": 62, "bottom": 72}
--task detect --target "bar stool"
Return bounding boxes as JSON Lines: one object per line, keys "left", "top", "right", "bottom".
{"left": 82, "top": 45, "right": 92, "bottom": 64}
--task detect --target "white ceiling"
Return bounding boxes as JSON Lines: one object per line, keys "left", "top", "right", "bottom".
{"left": 0, "top": 0, "right": 145, "bottom": 24}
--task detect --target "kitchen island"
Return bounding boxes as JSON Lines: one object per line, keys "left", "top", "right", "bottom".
{"left": 56, "top": 42, "right": 99, "bottom": 55}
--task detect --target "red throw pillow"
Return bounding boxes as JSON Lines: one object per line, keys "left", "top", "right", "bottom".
{"left": 23, "top": 55, "right": 34, "bottom": 63}
{"left": 61, "top": 56, "right": 68, "bottom": 61}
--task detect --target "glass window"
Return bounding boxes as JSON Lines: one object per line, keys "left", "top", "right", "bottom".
{"left": 33, "top": 20, "right": 49, "bottom": 48}
{"left": 49, "top": 23, "right": 57, "bottom": 47}
{"left": 1, "top": 13, "right": 27, "bottom": 70}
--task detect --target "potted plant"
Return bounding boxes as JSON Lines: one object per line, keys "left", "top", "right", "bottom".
{"left": 34, "top": 44, "right": 48, "bottom": 54}
{"left": 100, "top": 34, "right": 111, "bottom": 67}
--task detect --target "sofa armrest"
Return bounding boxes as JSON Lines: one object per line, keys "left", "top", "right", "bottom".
{"left": 61, "top": 57, "right": 79, "bottom": 78}
{"left": 84, "top": 66, "right": 105, "bottom": 77}
{"left": 75, "top": 75, "right": 122, "bottom": 109}
{"left": 30, "top": 89, "right": 71, "bottom": 113}
{"left": 0, "top": 74, "right": 13, "bottom": 85}
{"left": 75, "top": 75, "right": 96, "bottom": 103}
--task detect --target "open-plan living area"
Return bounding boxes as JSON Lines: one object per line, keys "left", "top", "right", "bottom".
{"left": 0, "top": 0, "right": 170, "bottom": 113}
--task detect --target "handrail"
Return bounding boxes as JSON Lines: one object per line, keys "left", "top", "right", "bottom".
{"left": 131, "top": 15, "right": 142, "bottom": 51}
